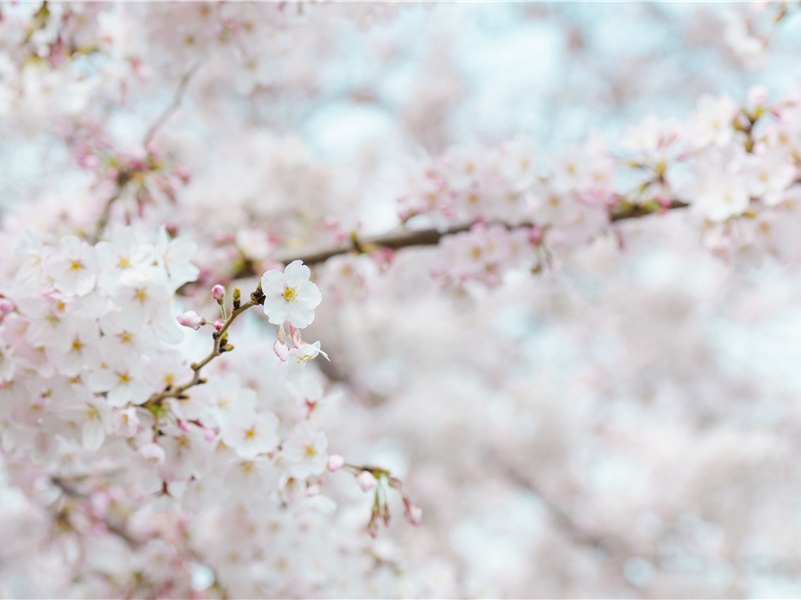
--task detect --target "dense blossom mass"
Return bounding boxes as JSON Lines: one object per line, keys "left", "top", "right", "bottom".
{"left": 2, "top": 1, "right": 801, "bottom": 598}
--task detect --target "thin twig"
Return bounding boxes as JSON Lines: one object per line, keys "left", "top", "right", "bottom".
{"left": 88, "top": 185, "right": 125, "bottom": 245}
{"left": 145, "top": 291, "right": 262, "bottom": 407}
{"left": 51, "top": 477, "right": 141, "bottom": 549}
{"left": 143, "top": 63, "right": 201, "bottom": 148}
{"left": 90, "top": 66, "right": 200, "bottom": 244}
{"left": 51, "top": 476, "right": 227, "bottom": 594}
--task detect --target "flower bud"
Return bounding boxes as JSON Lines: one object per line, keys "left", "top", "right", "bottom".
{"left": 0, "top": 299, "right": 14, "bottom": 315}
{"left": 273, "top": 340, "right": 289, "bottom": 362}
{"left": 288, "top": 324, "right": 303, "bottom": 349}
{"left": 405, "top": 502, "right": 423, "bottom": 526}
{"left": 403, "top": 496, "right": 423, "bottom": 526}
{"left": 213, "top": 319, "right": 224, "bottom": 331}
{"left": 176, "top": 311, "right": 205, "bottom": 330}
{"left": 356, "top": 470, "right": 377, "bottom": 492}
{"left": 211, "top": 284, "right": 225, "bottom": 301}
{"left": 327, "top": 454, "right": 345, "bottom": 472}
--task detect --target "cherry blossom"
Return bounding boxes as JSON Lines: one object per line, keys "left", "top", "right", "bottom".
{"left": 261, "top": 260, "right": 322, "bottom": 328}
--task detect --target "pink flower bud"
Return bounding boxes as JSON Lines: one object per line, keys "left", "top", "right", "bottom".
{"left": 0, "top": 299, "right": 14, "bottom": 315}
{"left": 273, "top": 340, "right": 289, "bottom": 362}
{"left": 356, "top": 471, "right": 377, "bottom": 492}
{"left": 367, "top": 512, "right": 380, "bottom": 538}
{"left": 177, "top": 311, "right": 205, "bottom": 330}
{"left": 213, "top": 319, "right": 224, "bottom": 331}
{"left": 288, "top": 324, "right": 303, "bottom": 349}
{"left": 211, "top": 284, "right": 225, "bottom": 301}
{"left": 388, "top": 476, "right": 403, "bottom": 490}
{"left": 406, "top": 502, "right": 423, "bottom": 526}
{"left": 173, "top": 166, "right": 192, "bottom": 184}
{"left": 327, "top": 454, "right": 345, "bottom": 472}
{"left": 528, "top": 226, "right": 545, "bottom": 246}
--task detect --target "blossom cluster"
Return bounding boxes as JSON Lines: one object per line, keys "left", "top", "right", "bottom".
{"left": 395, "top": 86, "right": 801, "bottom": 290}
{"left": 0, "top": 225, "right": 393, "bottom": 596}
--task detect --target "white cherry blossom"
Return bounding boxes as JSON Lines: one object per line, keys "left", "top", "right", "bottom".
{"left": 220, "top": 410, "right": 280, "bottom": 459}
{"left": 261, "top": 260, "right": 322, "bottom": 328}
{"left": 44, "top": 236, "right": 98, "bottom": 297}
{"left": 280, "top": 421, "right": 329, "bottom": 479}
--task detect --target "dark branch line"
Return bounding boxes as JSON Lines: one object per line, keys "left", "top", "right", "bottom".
{"left": 255, "top": 198, "right": 691, "bottom": 271}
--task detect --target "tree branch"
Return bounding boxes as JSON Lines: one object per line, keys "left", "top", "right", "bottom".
{"left": 145, "top": 287, "right": 264, "bottom": 408}
{"left": 231, "top": 198, "right": 690, "bottom": 277}
{"left": 52, "top": 477, "right": 141, "bottom": 549}
{"left": 90, "top": 65, "right": 200, "bottom": 244}
{"left": 143, "top": 63, "right": 201, "bottom": 148}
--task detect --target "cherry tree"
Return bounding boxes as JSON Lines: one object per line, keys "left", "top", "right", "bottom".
{"left": 2, "top": 2, "right": 801, "bottom": 598}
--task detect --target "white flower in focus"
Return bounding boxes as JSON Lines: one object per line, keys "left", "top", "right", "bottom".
{"left": 261, "top": 260, "right": 322, "bottom": 328}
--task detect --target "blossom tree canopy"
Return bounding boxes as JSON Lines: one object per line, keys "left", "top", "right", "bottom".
{"left": 3, "top": 2, "right": 801, "bottom": 598}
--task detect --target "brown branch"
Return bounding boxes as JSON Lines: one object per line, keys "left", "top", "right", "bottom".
{"left": 145, "top": 289, "right": 263, "bottom": 408}
{"left": 230, "top": 198, "right": 690, "bottom": 278}
{"left": 491, "top": 458, "right": 656, "bottom": 596}
{"left": 52, "top": 476, "right": 227, "bottom": 595}
{"left": 492, "top": 461, "right": 621, "bottom": 557}
{"left": 52, "top": 477, "right": 141, "bottom": 549}
{"left": 610, "top": 198, "right": 688, "bottom": 222}
{"left": 88, "top": 184, "right": 126, "bottom": 245}
{"left": 272, "top": 223, "right": 478, "bottom": 267}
